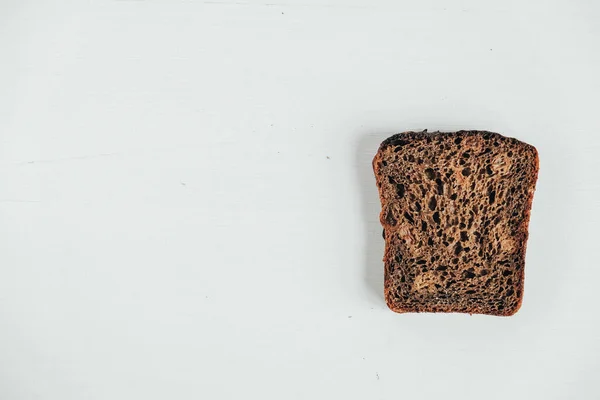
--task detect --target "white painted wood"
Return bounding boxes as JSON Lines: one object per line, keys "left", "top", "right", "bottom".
{"left": 0, "top": 1, "right": 599, "bottom": 398}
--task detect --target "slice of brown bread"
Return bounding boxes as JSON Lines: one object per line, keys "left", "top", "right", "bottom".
{"left": 373, "top": 130, "right": 538, "bottom": 316}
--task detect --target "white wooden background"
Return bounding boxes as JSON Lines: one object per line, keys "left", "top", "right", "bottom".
{"left": 1, "top": 1, "right": 599, "bottom": 399}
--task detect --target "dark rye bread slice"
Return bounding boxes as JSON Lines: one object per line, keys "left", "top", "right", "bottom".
{"left": 373, "top": 131, "right": 538, "bottom": 316}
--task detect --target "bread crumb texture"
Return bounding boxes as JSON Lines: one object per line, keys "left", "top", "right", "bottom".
{"left": 373, "top": 131, "right": 538, "bottom": 316}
